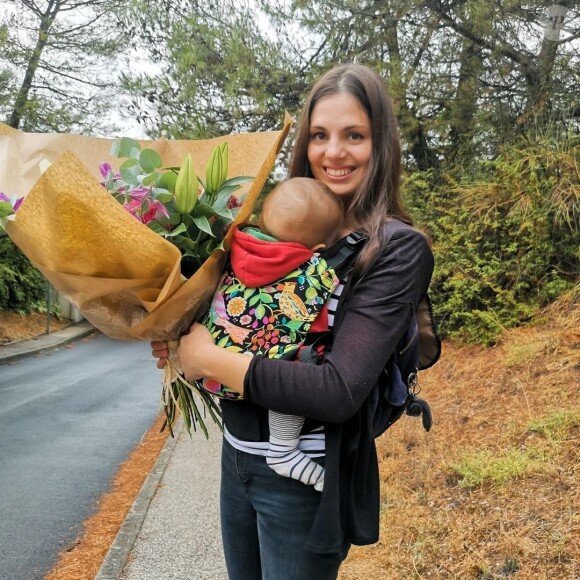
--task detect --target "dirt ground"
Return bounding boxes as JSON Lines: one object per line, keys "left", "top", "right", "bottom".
{"left": 0, "top": 310, "right": 72, "bottom": 344}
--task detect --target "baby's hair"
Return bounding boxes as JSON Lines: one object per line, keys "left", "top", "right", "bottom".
{"left": 261, "top": 177, "right": 343, "bottom": 249}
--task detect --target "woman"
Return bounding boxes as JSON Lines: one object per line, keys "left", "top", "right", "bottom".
{"left": 152, "top": 63, "right": 435, "bottom": 579}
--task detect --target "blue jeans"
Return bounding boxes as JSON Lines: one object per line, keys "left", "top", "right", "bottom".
{"left": 220, "top": 438, "right": 349, "bottom": 579}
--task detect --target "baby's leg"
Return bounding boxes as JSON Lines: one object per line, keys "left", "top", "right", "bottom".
{"left": 266, "top": 411, "right": 325, "bottom": 491}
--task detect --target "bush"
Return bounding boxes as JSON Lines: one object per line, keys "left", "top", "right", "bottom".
{"left": 403, "top": 133, "right": 579, "bottom": 345}
{"left": 0, "top": 235, "right": 47, "bottom": 312}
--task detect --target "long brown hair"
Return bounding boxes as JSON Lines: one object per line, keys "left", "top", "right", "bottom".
{"left": 289, "top": 63, "right": 412, "bottom": 277}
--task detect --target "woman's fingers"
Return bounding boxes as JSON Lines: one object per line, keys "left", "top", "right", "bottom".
{"left": 151, "top": 340, "right": 169, "bottom": 360}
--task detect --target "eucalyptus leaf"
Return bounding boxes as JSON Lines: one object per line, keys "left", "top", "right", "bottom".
{"left": 119, "top": 158, "right": 141, "bottom": 185}
{"left": 113, "top": 137, "right": 141, "bottom": 159}
{"left": 140, "top": 172, "right": 158, "bottom": 186}
{"left": 139, "top": 148, "right": 162, "bottom": 173}
{"left": 154, "top": 191, "right": 174, "bottom": 204}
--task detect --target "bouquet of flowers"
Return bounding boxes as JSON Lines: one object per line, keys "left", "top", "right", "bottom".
{"left": 0, "top": 115, "right": 292, "bottom": 437}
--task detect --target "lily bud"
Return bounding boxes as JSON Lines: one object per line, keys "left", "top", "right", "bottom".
{"left": 205, "top": 142, "right": 229, "bottom": 195}
{"left": 175, "top": 154, "right": 198, "bottom": 214}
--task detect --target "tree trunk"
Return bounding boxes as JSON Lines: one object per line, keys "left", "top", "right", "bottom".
{"left": 8, "top": 0, "right": 60, "bottom": 129}
{"left": 449, "top": 38, "right": 483, "bottom": 158}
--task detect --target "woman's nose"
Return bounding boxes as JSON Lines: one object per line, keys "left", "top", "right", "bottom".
{"left": 324, "top": 137, "right": 346, "bottom": 159}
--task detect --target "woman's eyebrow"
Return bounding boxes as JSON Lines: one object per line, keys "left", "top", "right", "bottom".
{"left": 309, "top": 124, "right": 366, "bottom": 130}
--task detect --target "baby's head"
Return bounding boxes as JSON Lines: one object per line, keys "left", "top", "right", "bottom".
{"left": 259, "top": 177, "right": 343, "bottom": 251}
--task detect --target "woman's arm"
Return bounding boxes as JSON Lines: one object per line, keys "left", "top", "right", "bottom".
{"left": 159, "top": 227, "right": 433, "bottom": 422}
{"left": 177, "top": 324, "right": 249, "bottom": 393}
{"left": 244, "top": 227, "right": 434, "bottom": 421}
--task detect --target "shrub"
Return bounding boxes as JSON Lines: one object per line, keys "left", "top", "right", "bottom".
{"left": 0, "top": 236, "right": 47, "bottom": 312}
{"left": 403, "top": 133, "right": 579, "bottom": 345}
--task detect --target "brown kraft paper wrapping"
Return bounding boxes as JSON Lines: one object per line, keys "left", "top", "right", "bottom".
{"left": 2, "top": 113, "right": 293, "bottom": 341}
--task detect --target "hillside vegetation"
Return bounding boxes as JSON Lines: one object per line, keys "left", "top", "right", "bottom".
{"left": 341, "top": 292, "right": 578, "bottom": 579}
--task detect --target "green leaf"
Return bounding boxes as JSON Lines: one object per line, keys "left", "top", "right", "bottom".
{"left": 193, "top": 203, "right": 217, "bottom": 219}
{"left": 193, "top": 215, "right": 214, "bottom": 236}
{"left": 213, "top": 185, "right": 241, "bottom": 204}
{"left": 0, "top": 201, "right": 13, "bottom": 218}
{"left": 221, "top": 176, "right": 253, "bottom": 188}
{"left": 162, "top": 223, "right": 188, "bottom": 238}
{"left": 119, "top": 158, "right": 141, "bottom": 185}
{"left": 112, "top": 137, "right": 141, "bottom": 159}
{"left": 168, "top": 212, "right": 182, "bottom": 225}
{"left": 158, "top": 170, "right": 177, "bottom": 193}
{"left": 153, "top": 191, "right": 173, "bottom": 204}
{"left": 140, "top": 172, "right": 158, "bottom": 186}
{"left": 214, "top": 206, "right": 233, "bottom": 220}
{"left": 200, "top": 237, "right": 219, "bottom": 258}
{"left": 139, "top": 148, "right": 162, "bottom": 173}
{"left": 213, "top": 188, "right": 234, "bottom": 210}
{"left": 211, "top": 216, "right": 229, "bottom": 237}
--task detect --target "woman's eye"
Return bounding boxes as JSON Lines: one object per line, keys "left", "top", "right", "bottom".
{"left": 349, "top": 133, "right": 363, "bottom": 141}
{"left": 310, "top": 132, "right": 326, "bottom": 141}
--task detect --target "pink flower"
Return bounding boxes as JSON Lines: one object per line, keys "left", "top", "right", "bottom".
{"left": 123, "top": 198, "right": 169, "bottom": 225}
{"left": 128, "top": 187, "right": 150, "bottom": 201}
{"left": 123, "top": 198, "right": 143, "bottom": 220}
{"left": 99, "top": 162, "right": 113, "bottom": 180}
{"left": 141, "top": 199, "right": 169, "bottom": 224}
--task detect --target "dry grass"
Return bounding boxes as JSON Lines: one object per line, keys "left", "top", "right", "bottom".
{"left": 340, "top": 295, "right": 579, "bottom": 579}
{"left": 44, "top": 413, "right": 169, "bottom": 580}
{"left": 36, "top": 294, "right": 579, "bottom": 579}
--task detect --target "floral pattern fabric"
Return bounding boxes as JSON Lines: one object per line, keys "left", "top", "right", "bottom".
{"left": 201, "top": 254, "right": 338, "bottom": 399}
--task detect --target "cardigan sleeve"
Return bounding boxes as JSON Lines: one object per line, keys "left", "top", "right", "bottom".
{"left": 243, "top": 226, "right": 434, "bottom": 422}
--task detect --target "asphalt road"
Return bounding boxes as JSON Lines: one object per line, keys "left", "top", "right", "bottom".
{"left": 0, "top": 333, "right": 162, "bottom": 580}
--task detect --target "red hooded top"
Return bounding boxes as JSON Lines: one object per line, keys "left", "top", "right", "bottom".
{"left": 230, "top": 226, "right": 315, "bottom": 287}
{"left": 229, "top": 226, "right": 329, "bottom": 333}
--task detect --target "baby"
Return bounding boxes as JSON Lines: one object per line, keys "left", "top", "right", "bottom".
{"left": 202, "top": 177, "right": 343, "bottom": 491}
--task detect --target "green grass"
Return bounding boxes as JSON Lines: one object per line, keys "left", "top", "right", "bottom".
{"left": 449, "top": 447, "right": 549, "bottom": 489}
{"left": 527, "top": 409, "right": 580, "bottom": 441}
{"left": 449, "top": 410, "right": 579, "bottom": 489}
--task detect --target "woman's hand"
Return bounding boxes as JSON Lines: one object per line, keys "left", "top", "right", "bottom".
{"left": 177, "top": 323, "right": 216, "bottom": 381}
{"left": 151, "top": 340, "right": 169, "bottom": 369}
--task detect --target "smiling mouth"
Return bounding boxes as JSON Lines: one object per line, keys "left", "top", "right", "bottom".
{"left": 325, "top": 168, "right": 353, "bottom": 177}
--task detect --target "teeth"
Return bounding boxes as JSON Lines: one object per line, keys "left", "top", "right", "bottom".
{"left": 326, "top": 168, "right": 352, "bottom": 177}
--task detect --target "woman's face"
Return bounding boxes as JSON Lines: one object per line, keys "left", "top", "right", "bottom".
{"left": 307, "top": 92, "right": 372, "bottom": 203}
